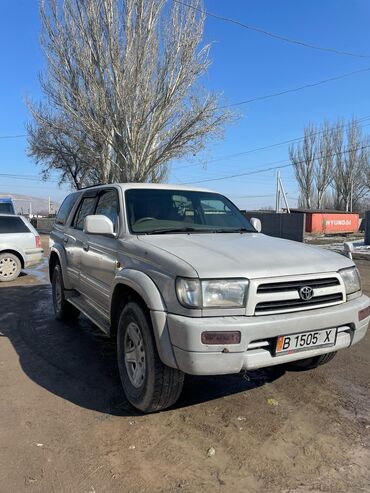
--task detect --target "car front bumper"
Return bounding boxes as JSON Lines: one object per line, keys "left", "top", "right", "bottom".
{"left": 25, "top": 248, "right": 44, "bottom": 267}
{"left": 164, "top": 294, "right": 370, "bottom": 375}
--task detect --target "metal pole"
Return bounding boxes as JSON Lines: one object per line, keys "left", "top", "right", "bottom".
{"left": 275, "top": 170, "right": 280, "bottom": 213}
{"left": 279, "top": 175, "right": 290, "bottom": 213}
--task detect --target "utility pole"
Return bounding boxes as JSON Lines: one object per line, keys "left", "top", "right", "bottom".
{"left": 275, "top": 171, "right": 281, "bottom": 213}
{"left": 278, "top": 174, "right": 290, "bottom": 213}
{"left": 275, "top": 170, "right": 290, "bottom": 213}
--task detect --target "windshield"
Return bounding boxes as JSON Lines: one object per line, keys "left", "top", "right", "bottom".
{"left": 0, "top": 202, "right": 15, "bottom": 214}
{"left": 125, "top": 189, "right": 255, "bottom": 234}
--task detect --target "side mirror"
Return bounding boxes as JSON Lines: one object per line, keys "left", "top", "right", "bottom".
{"left": 250, "top": 217, "right": 262, "bottom": 233}
{"left": 84, "top": 215, "right": 115, "bottom": 236}
{"left": 343, "top": 242, "right": 354, "bottom": 260}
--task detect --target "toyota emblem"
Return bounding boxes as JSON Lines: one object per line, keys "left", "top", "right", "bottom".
{"left": 299, "top": 286, "right": 314, "bottom": 301}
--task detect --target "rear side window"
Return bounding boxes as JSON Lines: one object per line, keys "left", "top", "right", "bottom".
{"left": 56, "top": 192, "right": 80, "bottom": 225}
{"left": 72, "top": 197, "right": 97, "bottom": 230}
{"left": 0, "top": 203, "right": 15, "bottom": 214}
{"left": 0, "top": 216, "right": 30, "bottom": 234}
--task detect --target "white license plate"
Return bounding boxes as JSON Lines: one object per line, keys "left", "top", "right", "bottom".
{"left": 276, "top": 328, "right": 337, "bottom": 355}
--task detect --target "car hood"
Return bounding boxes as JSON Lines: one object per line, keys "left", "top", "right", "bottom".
{"left": 138, "top": 232, "right": 353, "bottom": 279}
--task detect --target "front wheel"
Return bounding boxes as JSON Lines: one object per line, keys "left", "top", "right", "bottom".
{"left": 117, "top": 302, "right": 184, "bottom": 413}
{"left": 286, "top": 351, "right": 337, "bottom": 371}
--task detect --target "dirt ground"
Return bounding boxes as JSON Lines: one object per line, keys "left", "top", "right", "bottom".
{"left": 0, "top": 235, "right": 370, "bottom": 493}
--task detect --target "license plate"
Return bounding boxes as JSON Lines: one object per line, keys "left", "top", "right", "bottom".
{"left": 275, "top": 328, "right": 337, "bottom": 355}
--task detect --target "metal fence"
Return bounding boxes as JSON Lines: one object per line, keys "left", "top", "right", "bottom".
{"left": 364, "top": 211, "right": 370, "bottom": 245}
{"left": 242, "top": 211, "right": 305, "bottom": 242}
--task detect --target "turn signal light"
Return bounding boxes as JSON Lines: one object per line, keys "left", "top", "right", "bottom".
{"left": 201, "top": 331, "right": 241, "bottom": 345}
{"left": 358, "top": 306, "right": 370, "bottom": 321}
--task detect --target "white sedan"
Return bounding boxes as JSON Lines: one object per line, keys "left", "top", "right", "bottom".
{"left": 0, "top": 214, "right": 44, "bottom": 281}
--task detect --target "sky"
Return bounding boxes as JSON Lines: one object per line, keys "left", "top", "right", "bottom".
{"left": 1, "top": 0, "right": 370, "bottom": 209}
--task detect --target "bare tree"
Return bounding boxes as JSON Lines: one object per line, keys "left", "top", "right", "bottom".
{"left": 289, "top": 124, "right": 316, "bottom": 209}
{"left": 332, "top": 118, "right": 369, "bottom": 211}
{"left": 290, "top": 118, "right": 370, "bottom": 211}
{"left": 314, "top": 120, "right": 334, "bottom": 209}
{"left": 28, "top": 0, "right": 231, "bottom": 188}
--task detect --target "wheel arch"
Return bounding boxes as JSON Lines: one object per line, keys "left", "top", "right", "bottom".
{"left": 110, "top": 271, "right": 177, "bottom": 369}
{"left": 48, "top": 246, "right": 72, "bottom": 289}
{"left": 0, "top": 249, "right": 25, "bottom": 269}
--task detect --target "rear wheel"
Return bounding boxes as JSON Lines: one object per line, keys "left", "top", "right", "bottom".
{"left": 52, "top": 264, "right": 80, "bottom": 321}
{"left": 117, "top": 301, "right": 184, "bottom": 413}
{"left": 287, "top": 351, "right": 337, "bottom": 371}
{"left": 0, "top": 253, "right": 21, "bottom": 282}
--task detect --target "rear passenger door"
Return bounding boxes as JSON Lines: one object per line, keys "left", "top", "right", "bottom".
{"left": 65, "top": 192, "right": 98, "bottom": 291}
{"left": 79, "top": 188, "right": 120, "bottom": 314}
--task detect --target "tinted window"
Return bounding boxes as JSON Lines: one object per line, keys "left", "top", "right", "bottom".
{"left": 95, "top": 190, "right": 119, "bottom": 232}
{"left": 0, "top": 203, "right": 15, "bottom": 214}
{"left": 0, "top": 216, "right": 30, "bottom": 234}
{"left": 56, "top": 192, "right": 80, "bottom": 225}
{"left": 125, "top": 189, "right": 255, "bottom": 234}
{"left": 72, "top": 197, "right": 97, "bottom": 230}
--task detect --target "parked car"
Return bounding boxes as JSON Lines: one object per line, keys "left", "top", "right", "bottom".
{"left": 49, "top": 184, "right": 370, "bottom": 412}
{"left": 0, "top": 214, "right": 44, "bottom": 281}
{"left": 0, "top": 197, "right": 15, "bottom": 215}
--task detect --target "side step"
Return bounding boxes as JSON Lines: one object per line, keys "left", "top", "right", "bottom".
{"left": 65, "top": 291, "right": 111, "bottom": 336}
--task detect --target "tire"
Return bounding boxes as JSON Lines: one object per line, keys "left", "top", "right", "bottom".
{"left": 0, "top": 253, "right": 21, "bottom": 282}
{"left": 117, "top": 301, "right": 184, "bottom": 413}
{"left": 287, "top": 351, "right": 337, "bottom": 371}
{"left": 52, "top": 264, "right": 80, "bottom": 321}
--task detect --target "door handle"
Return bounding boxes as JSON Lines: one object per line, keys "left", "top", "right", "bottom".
{"left": 82, "top": 243, "right": 89, "bottom": 252}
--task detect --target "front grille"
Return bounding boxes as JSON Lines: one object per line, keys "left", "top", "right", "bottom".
{"left": 255, "top": 293, "right": 343, "bottom": 314}
{"left": 250, "top": 274, "right": 345, "bottom": 315}
{"left": 257, "top": 277, "right": 340, "bottom": 294}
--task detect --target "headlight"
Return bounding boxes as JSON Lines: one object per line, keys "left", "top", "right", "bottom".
{"left": 176, "top": 278, "right": 249, "bottom": 308}
{"left": 339, "top": 267, "right": 361, "bottom": 295}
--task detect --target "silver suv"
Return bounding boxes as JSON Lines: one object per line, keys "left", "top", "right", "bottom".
{"left": 49, "top": 184, "right": 370, "bottom": 412}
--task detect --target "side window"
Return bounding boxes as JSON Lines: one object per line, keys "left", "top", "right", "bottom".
{"left": 0, "top": 216, "right": 30, "bottom": 234}
{"left": 56, "top": 192, "right": 79, "bottom": 225}
{"left": 95, "top": 190, "right": 119, "bottom": 231}
{"left": 72, "top": 197, "right": 97, "bottom": 230}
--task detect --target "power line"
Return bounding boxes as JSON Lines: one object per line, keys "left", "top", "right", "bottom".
{"left": 2, "top": 66, "right": 370, "bottom": 144}
{"left": 230, "top": 194, "right": 300, "bottom": 201}
{"left": 0, "top": 134, "right": 26, "bottom": 140}
{"left": 221, "top": 67, "right": 370, "bottom": 109}
{"left": 175, "top": 117, "right": 370, "bottom": 170}
{"left": 180, "top": 143, "right": 370, "bottom": 185}
{"left": 2, "top": 68, "right": 370, "bottom": 142}
{"left": 174, "top": 0, "right": 370, "bottom": 59}
{"left": 0, "top": 173, "right": 58, "bottom": 183}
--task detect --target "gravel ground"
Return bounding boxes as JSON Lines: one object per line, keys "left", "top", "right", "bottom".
{"left": 0, "top": 235, "right": 370, "bottom": 492}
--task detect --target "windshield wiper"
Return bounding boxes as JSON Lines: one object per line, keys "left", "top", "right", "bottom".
{"left": 145, "top": 227, "right": 202, "bottom": 235}
{"left": 210, "top": 227, "right": 254, "bottom": 233}
{"left": 143, "top": 227, "right": 254, "bottom": 235}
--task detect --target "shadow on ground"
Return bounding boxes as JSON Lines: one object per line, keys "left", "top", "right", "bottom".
{"left": 0, "top": 284, "right": 285, "bottom": 416}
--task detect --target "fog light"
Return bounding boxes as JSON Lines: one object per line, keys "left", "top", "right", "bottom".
{"left": 201, "top": 331, "right": 241, "bottom": 345}
{"left": 358, "top": 306, "right": 370, "bottom": 321}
